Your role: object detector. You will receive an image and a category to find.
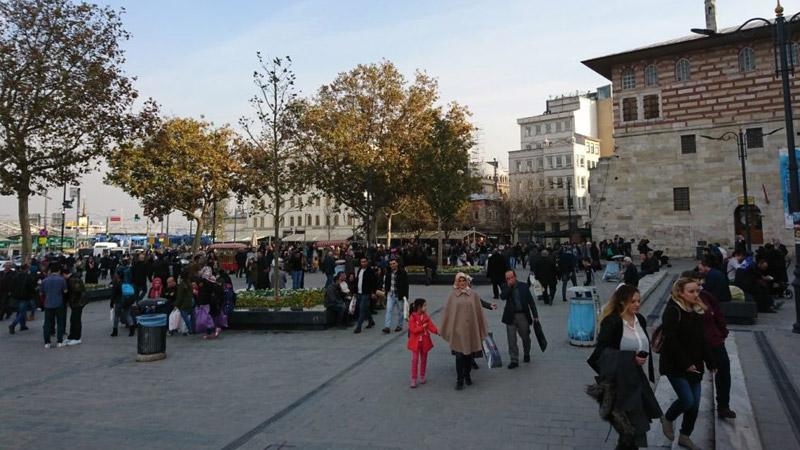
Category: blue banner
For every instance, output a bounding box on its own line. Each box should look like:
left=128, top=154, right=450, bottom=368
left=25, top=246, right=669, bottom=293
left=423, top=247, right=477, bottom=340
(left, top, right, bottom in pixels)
left=779, top=148, right=800, bottom=229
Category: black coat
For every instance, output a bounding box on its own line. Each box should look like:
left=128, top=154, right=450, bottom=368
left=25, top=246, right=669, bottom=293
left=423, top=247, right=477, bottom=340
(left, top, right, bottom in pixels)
left=533, top=256, right=557, bottom=285
left=487, top=252, right=507, bottom=283
left=383, top=268, right=409, bottom=299
left=623, top=264, right=639, bottom=287
left=588, top=313, right=655, bottom=382
left=658, top=300, right=716, bottom=378
left=499, top=282, right=539, bottom=326
left=355, top=266, right=379, bottom=295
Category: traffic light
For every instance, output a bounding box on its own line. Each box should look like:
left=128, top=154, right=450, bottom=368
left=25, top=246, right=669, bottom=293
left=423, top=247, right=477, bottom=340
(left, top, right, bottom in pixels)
left=134, top=214, right=141, bottom=222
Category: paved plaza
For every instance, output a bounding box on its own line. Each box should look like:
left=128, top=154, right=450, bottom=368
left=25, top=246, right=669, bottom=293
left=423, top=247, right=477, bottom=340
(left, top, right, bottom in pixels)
left=1, top=264, right=799, bottom=450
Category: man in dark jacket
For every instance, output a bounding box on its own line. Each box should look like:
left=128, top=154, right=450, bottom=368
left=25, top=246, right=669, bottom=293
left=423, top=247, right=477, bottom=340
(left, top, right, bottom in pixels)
left=131, top=253, right=151, bottom=300
left=697, top=256, right=731, bottom=303
left=558, top=247, right=578, bottom=302
left=8, top=263, right=36, bottom=334
left=532, top=250, right=558, bottom=305
left=65, top=269, right=86, bottom=345
left=382, top=259, right=409, bottom=333
left=0, top=261, right=14, bottom=320
left=324, top=272, right=348, bottom=328
left=500, top=270, right=539, bottom=369
left=322, top=251, right=336, bottom=288
left=487, top=247, right=508, bottom=300
left=353, top=257, right=377, bottom=333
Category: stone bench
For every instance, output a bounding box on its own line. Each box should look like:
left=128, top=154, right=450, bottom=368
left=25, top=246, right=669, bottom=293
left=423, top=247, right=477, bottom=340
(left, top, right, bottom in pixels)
left=720, top=301, right=758, bottom=325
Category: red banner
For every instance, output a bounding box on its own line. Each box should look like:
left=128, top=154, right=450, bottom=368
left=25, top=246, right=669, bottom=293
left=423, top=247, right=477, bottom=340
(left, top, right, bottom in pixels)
left=109, top=216, right=121, bottom=222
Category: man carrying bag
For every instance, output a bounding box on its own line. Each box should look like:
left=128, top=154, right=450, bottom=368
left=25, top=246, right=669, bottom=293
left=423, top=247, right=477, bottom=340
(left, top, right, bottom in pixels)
left=499, top=270, right=539, bottom=369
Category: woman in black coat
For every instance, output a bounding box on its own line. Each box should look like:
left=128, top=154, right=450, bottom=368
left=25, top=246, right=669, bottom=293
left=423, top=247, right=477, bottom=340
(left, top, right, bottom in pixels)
left=84, top=257, right=101, bottom=285
left=588, top=284, right=661, bottom=449
left=658, top=277, right=716, bottom=450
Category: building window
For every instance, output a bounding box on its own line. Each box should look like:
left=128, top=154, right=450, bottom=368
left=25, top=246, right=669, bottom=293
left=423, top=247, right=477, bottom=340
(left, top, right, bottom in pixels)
left=537, top=157, right=543, bottom=169
left=556, top=121, right=562, bottom=132
left=297, top=216, right=303, bottom=226
left=673, top=187, right=690, bottom=211
left=680, top=135, right=696, bottom=154
left=643, top=94, right=660, bottom=119
left=347, top=216, right=353, bottom=226
left=326, top=215, right=331, bottom=226
left=526, top=160, right=532, bottom=170
left=565, top=119, right=572, bottom=131
left=622, top=97, right=638, bottom=122
left=526, top=126, right=531, bottom=136
left=290, top=216, right=294, bottom=227
left=515, top=161, right=521, bottom=172
left=621, top=68, right=636, bottom=89
left=334, top=215, right=339, bottom=226
left=791, top=42, right=800, bottom=68
left=644, top=64, right=658, bottom=86
left=539, top=177, right=545, bottom=187
left=525, top=144, right=532, bottom=150
left=738, top=47, right=756, bottom=72
left=551, top=222, right=560, bottom=232
left=535, top=125, right=541, bottom=135
left=545, top=123, right=552, bottom=133
left=290, top=198, right=295, bottom=208
left=675, top=58, right=691, bottom=82
left=557, top=198, right=565, bottom=209
left=315, top=215, right=320, bottom=226
left=253, top=218, right=258, bottom=228
left=556, top=156, right=563, bottom=168
left=746, top=128, right=764, bottom=148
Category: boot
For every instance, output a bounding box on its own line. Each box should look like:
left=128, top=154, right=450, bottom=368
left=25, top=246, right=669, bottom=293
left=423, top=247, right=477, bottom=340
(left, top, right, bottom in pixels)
left=111, top=328, right=118, bottom=337
left=677, top=434, right=701, bottom=450
left=128, top=325, right=135, bottom=337
left=660, top=417, right=674, bottom=441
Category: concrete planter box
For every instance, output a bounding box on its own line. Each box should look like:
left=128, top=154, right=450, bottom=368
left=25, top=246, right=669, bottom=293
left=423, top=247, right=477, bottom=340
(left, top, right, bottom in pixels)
left=229, top=308, right=331, bottom=330
left=407, top=272, right=490, bottom=286
left=84, top=288, right=113, bottom=303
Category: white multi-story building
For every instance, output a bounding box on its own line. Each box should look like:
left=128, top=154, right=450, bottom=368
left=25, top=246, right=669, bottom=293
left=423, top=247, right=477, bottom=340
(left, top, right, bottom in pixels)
left=224, top=192, right=360, bottom=244
left=509, top=91, right=605, bottom=242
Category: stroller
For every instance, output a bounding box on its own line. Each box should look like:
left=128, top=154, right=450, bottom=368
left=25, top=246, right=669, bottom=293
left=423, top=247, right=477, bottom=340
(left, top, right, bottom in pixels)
left=602, top=258, right=623, bottom=282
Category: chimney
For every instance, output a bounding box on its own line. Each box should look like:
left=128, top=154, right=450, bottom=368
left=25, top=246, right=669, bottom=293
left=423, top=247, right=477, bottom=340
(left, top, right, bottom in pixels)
left=705, top=0, right=717, bottom=32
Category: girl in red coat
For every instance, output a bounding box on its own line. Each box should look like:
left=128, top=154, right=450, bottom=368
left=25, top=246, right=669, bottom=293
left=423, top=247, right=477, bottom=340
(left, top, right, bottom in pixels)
left=408, top=298, right=438, bottom=388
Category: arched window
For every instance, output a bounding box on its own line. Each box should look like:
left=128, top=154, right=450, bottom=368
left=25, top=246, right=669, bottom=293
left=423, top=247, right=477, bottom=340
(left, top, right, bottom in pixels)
left=621, top=68, right=636, bottom=89
left=791, top=42, right=799, bottom=67
left=738, top=47, right=756, bottom=72
left=644, top=64, right=658, bottom=86
left=675, top=58, right=691, bottom=82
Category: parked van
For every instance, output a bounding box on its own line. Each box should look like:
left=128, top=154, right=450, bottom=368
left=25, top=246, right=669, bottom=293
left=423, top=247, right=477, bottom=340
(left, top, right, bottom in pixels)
left=93, top=242, right=120, bottom=257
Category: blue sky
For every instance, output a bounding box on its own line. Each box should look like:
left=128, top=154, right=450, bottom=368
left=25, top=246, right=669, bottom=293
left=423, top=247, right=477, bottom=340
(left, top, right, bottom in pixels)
left=0, top=0, right=783, bottom=230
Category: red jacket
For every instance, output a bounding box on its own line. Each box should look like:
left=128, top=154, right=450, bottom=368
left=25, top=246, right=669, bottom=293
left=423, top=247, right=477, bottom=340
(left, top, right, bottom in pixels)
left=407, top=312, right=438, bottom=353
left=700, top=290, right=728, bottom=349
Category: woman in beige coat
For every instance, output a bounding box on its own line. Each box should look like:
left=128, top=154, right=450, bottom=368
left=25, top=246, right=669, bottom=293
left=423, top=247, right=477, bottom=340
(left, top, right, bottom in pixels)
left=439, top=272, right=490, bottom=390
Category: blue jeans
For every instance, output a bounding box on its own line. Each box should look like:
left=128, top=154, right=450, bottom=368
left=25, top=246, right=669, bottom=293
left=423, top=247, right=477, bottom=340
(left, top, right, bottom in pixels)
left=180, top=310, right=193, bottom=334
left=383, top=293, right=404, bottom=329
left=11, top=299, right=28, bottom=329
left=356, top=293, right=374, bottom=329
left=291, top=271, right=303, bottom=289
left=665, top=375, right=702, bottom=436
left=43, top=306, right=66, bottom=344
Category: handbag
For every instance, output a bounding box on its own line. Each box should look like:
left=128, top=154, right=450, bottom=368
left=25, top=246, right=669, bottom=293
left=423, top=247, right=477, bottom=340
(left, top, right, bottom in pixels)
left=403, top=297, right=410, bottom=320
left=194, top=305, right=214, bottom=333
left=121, top=283, right=135, bottom=298
left=651, top=325, right=664, bottom=353
left=528, top=274, right=544, bottom=297
left=168, top=308, right=182, bottom=331
left=534, top=320, right=548, bottom=352
left=482, top=332, right=503, bottom=369
left=348, top=296, right=357, bottom=314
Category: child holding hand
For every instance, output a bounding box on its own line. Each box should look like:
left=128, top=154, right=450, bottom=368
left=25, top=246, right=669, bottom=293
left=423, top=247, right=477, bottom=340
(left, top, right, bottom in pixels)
left=407, top=298, right=438, bottom=388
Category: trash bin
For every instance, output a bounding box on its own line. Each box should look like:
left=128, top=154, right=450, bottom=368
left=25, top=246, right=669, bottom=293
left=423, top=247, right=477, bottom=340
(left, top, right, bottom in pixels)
left=566, top=286, right=598, bottom=347
left=136, top=313, right=167, bottom=362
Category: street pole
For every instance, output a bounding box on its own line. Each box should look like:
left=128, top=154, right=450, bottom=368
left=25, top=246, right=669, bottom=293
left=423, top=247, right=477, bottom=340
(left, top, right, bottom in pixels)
left=737, top=130, right=753, bottom=255
left=60, top=185, right=66, bottom=252
left=74, top=187, right=80, bottom=249
left=566, top=178, right=574, bottom=242
left=233, top=206, right=238, bottom=242
left=775, top=4, right=800, bottom=334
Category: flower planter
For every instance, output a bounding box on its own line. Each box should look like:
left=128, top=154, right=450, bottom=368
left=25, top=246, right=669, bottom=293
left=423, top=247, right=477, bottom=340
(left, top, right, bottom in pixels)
left=84, top=287, right=113, bottom=303
left=406, top=272, right=490, bottom=286
left=229, top=308, right=331, bottom=330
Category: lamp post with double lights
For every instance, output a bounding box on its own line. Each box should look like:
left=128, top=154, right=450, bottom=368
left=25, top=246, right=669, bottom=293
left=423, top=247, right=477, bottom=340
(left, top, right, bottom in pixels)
left=692, top=2, right=800, bottom=333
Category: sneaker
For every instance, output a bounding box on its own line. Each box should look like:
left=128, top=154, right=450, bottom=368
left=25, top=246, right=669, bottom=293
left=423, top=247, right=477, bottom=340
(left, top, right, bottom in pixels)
left=677, top=434, right=701, bottom=450
left=66, top=339, right=81, bottom=346
left=56, top=342, right=65, bottom=348
left=365, top=323, right=375, bottom=329
left=661, top=417, right=675, bottom=441
left=410, top=380, right=417, bottom=389
left=19, top=326, right=29, bottom=331
left=718, top=408, right=737, bottom=419
left=523, top=354, right=530, bottom=363
left=394, top=326, right=402, bottom=332
left=44, top=343, right=52, bottom=349
left=382, top=327, right=391, bottom=334
left=465, top=376, right=472, bottom=386
left=353, top=328, right=362, bottom=334
left=110, top=329, right=118, bottom=337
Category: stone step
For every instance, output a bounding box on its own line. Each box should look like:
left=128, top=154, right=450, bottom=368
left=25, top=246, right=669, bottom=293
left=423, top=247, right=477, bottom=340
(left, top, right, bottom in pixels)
left=714, top=333, right=763, bottom=450
left=646, top=373, right=714, bottom=449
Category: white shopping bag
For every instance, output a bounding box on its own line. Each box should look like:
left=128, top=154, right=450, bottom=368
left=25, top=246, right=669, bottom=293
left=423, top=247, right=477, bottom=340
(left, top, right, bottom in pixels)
left=403, top=297, right=410, bottom=320
left=528, top=274, right=544, bottom=297
left=168, top=308, right=182, bottom=331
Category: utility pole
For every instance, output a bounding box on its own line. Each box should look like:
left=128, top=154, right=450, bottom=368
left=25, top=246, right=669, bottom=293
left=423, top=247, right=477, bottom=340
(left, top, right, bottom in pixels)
left=59, top=185, right=66, bottom=252
left=74, top=187, right=80, bottom=249
left=566, top=178, right=574, bottom=242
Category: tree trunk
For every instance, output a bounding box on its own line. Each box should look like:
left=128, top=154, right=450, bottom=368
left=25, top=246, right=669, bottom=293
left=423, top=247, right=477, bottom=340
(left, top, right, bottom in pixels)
left=18, top=190, right=32, bottom=262
left=386, top=213, right=393, bottom=248
left=191, top=214, right=205, bottom=254
left=437, top=216, right=443, bottom=267
left=273, top=194, right=281, bottom=302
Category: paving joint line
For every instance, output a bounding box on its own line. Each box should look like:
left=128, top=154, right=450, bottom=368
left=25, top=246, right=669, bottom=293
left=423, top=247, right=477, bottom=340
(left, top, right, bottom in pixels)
left=220, top=305, right=445, bottom=450
left=753, top=330, right=800, bottom=446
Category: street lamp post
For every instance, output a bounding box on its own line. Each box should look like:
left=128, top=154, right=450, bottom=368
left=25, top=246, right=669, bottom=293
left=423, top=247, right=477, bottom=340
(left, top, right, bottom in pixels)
left=566, top=178, right=574, bottom=242
left=692, top=2, right=800, bottom=333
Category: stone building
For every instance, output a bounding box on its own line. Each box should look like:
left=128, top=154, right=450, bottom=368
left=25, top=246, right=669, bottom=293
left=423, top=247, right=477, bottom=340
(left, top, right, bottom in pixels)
left=467, top=159, right=510, bottom=237
left=510, top=91, right=605, bottom=242
left=582, top=7, right=800, bottom=256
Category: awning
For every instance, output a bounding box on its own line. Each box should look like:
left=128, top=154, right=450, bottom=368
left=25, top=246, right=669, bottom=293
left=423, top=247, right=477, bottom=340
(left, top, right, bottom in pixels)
left=283, top=229, right=353, bottom=242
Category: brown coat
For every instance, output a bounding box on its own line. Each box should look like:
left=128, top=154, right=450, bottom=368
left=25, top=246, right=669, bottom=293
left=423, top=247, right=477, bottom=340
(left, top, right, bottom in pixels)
left=439, top=289, right=489, bottom=355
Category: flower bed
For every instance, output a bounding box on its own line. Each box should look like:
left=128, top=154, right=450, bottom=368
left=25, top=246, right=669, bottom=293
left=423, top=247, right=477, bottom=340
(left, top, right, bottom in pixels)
left=235, top=288, right=325, bottom=310
left=405, top=265, right=483, bottom=274
left=84, top=283, right=113, bottom=302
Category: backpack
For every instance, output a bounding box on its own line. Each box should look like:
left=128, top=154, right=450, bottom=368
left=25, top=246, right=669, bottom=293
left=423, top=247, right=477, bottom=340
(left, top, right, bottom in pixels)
left=652, top=303, right=681, bottom=354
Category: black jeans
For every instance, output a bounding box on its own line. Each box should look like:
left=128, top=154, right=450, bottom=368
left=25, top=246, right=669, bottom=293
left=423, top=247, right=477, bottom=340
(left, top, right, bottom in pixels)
left=455, top=353, right=473, bottom=383
left=542, top=281, right=557, bottom=304
left=560, top=270, right=577, bottom=301
left=712, top=344, right=732, bottom=410
left=43, top=306, right=66, bottom=344
left=68, top=305, right=83, bottom=340
left=491, top=282, right=502, bottom=299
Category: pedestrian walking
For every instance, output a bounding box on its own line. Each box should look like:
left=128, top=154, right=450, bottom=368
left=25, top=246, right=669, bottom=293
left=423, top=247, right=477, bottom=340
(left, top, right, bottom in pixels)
left=322, top=251, right=336, bottom=288
left=65, top=268, right=86, bottom=345
left=353, top=257, right=377, bottom=334
left=533, top=250, right=558, bottom=305
left=499, top=270, right=539, bottom=369
left=558, top=247, right=578, bottom=302
left=174, top=272, right=194, bottom=335
left=659, top=277, right=716, bottom=450
left=439, top=272, right=489, bottom=390
left=40, top=268, right=69, bottom=348
left=487, top=247, right=507, bottom=300
left=382, top=259, right=408, bottom=334
left=0, top=261, right=14, bottom=320
left=8, top=263, right=36, bottom=334
left=588, top=284, right=662, bottom=449
left=407, top=298, right=438, bottom=388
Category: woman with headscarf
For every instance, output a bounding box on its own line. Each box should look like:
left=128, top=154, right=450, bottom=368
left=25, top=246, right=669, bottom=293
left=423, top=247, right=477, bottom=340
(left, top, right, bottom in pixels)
left=439, top=272, right=490, bottom=390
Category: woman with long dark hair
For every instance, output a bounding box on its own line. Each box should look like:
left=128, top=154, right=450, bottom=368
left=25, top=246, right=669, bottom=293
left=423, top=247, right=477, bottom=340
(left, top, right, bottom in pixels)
left=588, top=285, right=662, bottom=449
